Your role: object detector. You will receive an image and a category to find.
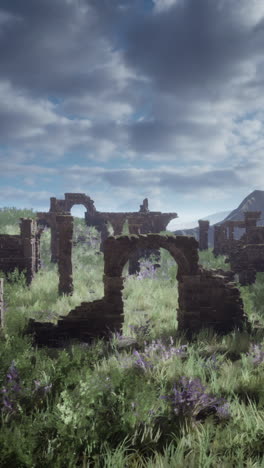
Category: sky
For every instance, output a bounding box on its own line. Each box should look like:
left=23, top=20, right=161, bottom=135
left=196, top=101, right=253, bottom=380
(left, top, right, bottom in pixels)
left=0, top=0, right=264, bottom=230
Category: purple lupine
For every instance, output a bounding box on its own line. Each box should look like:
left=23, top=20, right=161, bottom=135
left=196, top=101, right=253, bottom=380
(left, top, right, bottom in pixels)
left=142, top=338, right=188, bottom=363
left=129, top=320, right=153, bottom=338
left=201, top=353, right=221, bottom=371
left=246, top=344, right=264, bottom=366
left=1, top=361, right=52, bottom=417
left=133, top=350, right=154, bottom=370
left=1, top=361, right=21, bottom=415
left=160, top=376, right=230, bottom=422
left=136, top=259, right=159, bottom=280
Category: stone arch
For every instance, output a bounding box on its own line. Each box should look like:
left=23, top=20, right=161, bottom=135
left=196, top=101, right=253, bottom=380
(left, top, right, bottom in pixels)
left=103, top=235, right=199, bottom=313
left=27, top=233, right=250, bottom=346
left=105, top=235, right=197, bottom=281
left=50, top=193, right=97, bottom=216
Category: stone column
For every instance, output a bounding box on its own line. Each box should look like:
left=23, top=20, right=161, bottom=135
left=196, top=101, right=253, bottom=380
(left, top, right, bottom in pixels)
left=56, top=215, right=73, bottom=296
left=0, top=278, right=4, bottom=328
left=103, top=274, right=124, bottom=315
left=50, top=218, right=58, bottom=262
left=198, top=220, right=209, bottom=250
left=20, top=218, right=37, bottom=285
left=139, top=198, right=149, bottom=213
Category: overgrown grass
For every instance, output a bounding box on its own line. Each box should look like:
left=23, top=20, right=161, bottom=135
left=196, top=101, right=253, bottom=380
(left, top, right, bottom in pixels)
left=1, top=210, right=264, bottom=466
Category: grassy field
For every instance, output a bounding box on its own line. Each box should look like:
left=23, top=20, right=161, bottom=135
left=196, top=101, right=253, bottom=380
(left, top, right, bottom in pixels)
left=1, top=208, right=264, bottom=467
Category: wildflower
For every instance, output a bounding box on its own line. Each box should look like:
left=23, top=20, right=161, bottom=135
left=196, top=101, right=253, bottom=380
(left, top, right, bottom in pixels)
left=160, top=376, right=230, bottom=422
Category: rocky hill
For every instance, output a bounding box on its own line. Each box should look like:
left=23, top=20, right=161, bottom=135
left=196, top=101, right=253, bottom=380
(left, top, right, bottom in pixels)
left=172, top=190, right=264, bottom=247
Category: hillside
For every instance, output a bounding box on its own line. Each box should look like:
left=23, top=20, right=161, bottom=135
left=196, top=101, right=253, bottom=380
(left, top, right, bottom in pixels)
left=172, top=190, right=264, bottom=246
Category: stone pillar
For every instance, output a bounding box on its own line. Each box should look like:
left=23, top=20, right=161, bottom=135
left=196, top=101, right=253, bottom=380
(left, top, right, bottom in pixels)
left=139, top=198, right=149, bottom=213
left=20, top=218, right=38, bottom=285
left=0, top=278, right=4, bottom=328
left=35, top=229, right=43, bottom=272
left=103, top=274, right=124, bottom=315
left=50, top=218, right=58, bottom=263
left=50, top=197, right=57, bottom=211
left=198, top=220, right=209, bottom=251
left=56, top=215, right=73, bottom=296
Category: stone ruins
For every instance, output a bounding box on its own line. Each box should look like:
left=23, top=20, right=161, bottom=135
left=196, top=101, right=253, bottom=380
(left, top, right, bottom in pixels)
left=213, top=211, right=264, bottom=285
left=213, top=211, right=262, bottom=257
left=0, top=278, right=3, bottom=328
left=198, top=220, right=209, bottom=250
left=0, top=218, right=43, bottom=285
left=27, top=226, right=251, bottom=345
left=1, top=194, right=258, bottom=344
left=37, top=193, right=178, bottom=275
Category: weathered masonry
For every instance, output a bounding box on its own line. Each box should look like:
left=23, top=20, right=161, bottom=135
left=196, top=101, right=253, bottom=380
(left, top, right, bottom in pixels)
left=37, top=193, right=96, bottom=263
left=27, top=233, right=250, bottom=346
left=0, top=218, right=42, bottom=285
left=212, top=210, right=264, bottom=285
left=213, top=211, right=261, bottom=257
left=0, top=278, right=4, bottom=328
left=198, top=220, right=209, bottom=250
left=37, top=193, right=178, bottom=274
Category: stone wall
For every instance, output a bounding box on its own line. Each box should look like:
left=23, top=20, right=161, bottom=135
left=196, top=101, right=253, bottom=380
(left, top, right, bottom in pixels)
left=198, top=220, right=209, bottom=250
left=27, top=233, right=250, bottom=346
left=228, top=243, right=264, bottom=285
left=37, top=193, right=178, bottom=274
left=213, top=211, right=264, bottom=286
left=56, top=215, right=74, bottom=296
left=0, top=278, right=4, bottom=328
left=0, top=218, right=41, bottom=285
left=213, top=211, right=261, bottom=257
left=177, top=267, right=250, bottom=336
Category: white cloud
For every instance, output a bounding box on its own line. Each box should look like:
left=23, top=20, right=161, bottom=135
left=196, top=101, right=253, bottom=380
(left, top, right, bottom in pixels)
left=153, top=0, right=181, bottom=13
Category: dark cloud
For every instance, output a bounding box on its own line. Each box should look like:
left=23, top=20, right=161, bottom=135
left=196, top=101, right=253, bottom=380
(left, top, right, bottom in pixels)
left=0, top=0, right=263, bottom=208
left=123, top=0, right=264, bottom=94
left=99, top=167, right=245, bottom=192
left=0, top=0, right=126, bottom=99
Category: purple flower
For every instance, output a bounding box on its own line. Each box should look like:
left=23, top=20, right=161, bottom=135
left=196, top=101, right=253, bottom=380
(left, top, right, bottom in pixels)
left=160, top=376, right=230, bottom=422
left=6, top=361, right=19, bottom=382
left=201, top=353, right=221, bottom=371
left=133, top=350, right=153, bottom=370
left=246, top=344, right=264, bottom=366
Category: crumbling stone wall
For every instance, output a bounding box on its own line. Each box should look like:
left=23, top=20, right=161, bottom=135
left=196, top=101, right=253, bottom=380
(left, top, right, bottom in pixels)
left=198, top=220, right=209, bottom=250
left=0, top=218, right=41, bottom=285
left=37, top=193, right=96, bottom=263
left=0, top=278, right=4, bottom=328
left=213, top=211, right=261, bottom=257
left=50, top=193, right=96, bottom=216
left=228, top=243, right=264, bottom=285
left=27, top=234, right=250, bottom=346
left=56, top=215, right=74, bottom=296
left=37, top=194, right=178, bottom=274
left=177, top=267, right=249, bottom=334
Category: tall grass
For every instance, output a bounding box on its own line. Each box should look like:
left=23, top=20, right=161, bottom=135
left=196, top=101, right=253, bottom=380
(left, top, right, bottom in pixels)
left=0, top=209, right=264, bottom=466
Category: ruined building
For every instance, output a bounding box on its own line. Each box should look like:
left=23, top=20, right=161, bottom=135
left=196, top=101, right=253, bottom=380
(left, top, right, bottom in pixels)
left=36, top=193, right=178, bottom=274
left=211, top=211, right=264, bottom=286
left=213, top=212, right=261, bottom=257
left=0, top=218, right=43, bottom=285
left=27, top=217, right=251, bottom=346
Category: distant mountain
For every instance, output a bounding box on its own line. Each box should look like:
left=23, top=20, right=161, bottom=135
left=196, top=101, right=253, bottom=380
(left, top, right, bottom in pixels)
left=221, top=190, right=264, bottom=223
left=168, top=210, right=231, bottom=231
left=170, top=190, right=264, bottom=247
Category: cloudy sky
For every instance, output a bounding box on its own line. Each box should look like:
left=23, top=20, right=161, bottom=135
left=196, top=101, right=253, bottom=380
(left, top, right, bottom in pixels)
left=1, top=0, right=264, bottom=230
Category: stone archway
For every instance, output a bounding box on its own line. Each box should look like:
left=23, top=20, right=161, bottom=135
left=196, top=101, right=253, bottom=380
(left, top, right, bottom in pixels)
left=27, top=233, right=250, bottom=346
